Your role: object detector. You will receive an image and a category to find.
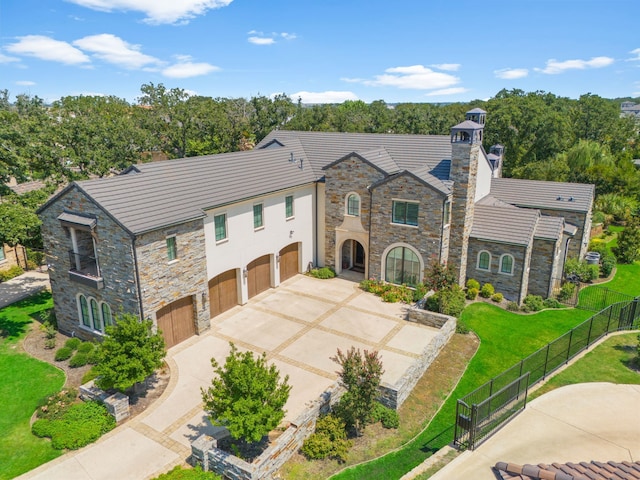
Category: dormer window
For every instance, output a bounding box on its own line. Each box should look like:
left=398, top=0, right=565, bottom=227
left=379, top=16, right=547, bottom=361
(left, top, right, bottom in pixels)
left=346, top=193, right=360, bottom=217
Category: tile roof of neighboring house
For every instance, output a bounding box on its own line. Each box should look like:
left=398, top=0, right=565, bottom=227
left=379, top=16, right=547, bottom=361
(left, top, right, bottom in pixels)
left=534, top=216, right=564, bottom=240
left=471, top=204, right=540, bottom=245
left=491, top=178, right=594, bottom=213
left=493, top=460, right=640, bottom=480
left=43, top=139, right=315, bottom=235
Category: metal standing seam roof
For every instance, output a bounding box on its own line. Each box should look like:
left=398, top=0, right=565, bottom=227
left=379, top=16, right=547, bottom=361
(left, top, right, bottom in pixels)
left=75, top=139, right=315, bottom=234
left=471, top=204, right=540, bottom=245
left=491, top=178, right=594, bottom=213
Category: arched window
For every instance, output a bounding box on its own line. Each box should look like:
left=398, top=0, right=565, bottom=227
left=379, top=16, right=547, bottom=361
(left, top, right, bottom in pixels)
left=477, top=251, right=491, bottom=271
left=385, top=246, right=420, bottom=287
left=346, top=194, right=360, bottom=216
left=101, top=303, right=113, bottom=329
left=90, top=298, right=101, bottom=331
left=79, top=295, right=91, bottom=327
left=500, top=254, right=514, bottom=275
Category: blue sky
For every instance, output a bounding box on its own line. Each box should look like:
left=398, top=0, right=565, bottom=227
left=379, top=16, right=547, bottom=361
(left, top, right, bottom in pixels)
left=1, top=0, right=639, bottom=104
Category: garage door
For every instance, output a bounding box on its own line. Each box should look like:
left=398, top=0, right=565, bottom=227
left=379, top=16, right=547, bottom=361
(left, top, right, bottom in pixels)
left=156, top=296, right=196, bottom=349
left=247, top=254, right=271, bottom=299
left=279, top=243, right=299, bottom=282
left=209, top=269, right=238, bottom=318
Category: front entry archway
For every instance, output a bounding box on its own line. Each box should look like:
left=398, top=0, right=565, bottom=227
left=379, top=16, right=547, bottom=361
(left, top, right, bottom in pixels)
left=341, top=239, right=365, bottom=273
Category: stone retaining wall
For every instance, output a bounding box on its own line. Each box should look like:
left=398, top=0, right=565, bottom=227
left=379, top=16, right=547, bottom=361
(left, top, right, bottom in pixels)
left=79, top=380, right=130, bottom=422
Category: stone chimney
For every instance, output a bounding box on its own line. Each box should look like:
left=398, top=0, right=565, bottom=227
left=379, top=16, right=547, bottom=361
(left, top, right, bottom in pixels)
left=447, top=109, right=485, bottom=285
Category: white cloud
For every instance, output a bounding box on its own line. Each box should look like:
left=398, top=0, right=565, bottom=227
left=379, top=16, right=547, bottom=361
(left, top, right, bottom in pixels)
left=15, top=80, right=36, bottom=86
left=281, top=32, right=296, bottom=40
left=6, top=35, right=90, bottom=65
left=430, top=63, right=460, bottom=72
left=248, top=37, right=275, bottom=45
left=73, top=34, right=161, bottom=69
left=536, top=56, right=614, bottom=74
left=66, top=0, right=233, bottom=24
left=425, top=87, right=469, bottom=96
left=344, top=65, right=460, bottom=90
left=162, top=56, right=219, bottom=78
left=494, top=68, right=529, bottom=79
left=0, top=52, right=20, bottom=63
left=290, top=91, right=359, bottom=104
left=627, top=48, right=640, bottom=61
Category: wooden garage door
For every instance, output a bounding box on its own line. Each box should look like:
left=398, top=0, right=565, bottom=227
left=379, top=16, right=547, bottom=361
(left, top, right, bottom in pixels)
left=247, top=254, right=271, bottom=299
left=156, top=296, right=195, bottom=349
left=279, top=243, right=299, bottom=282
left=209, top=269, right=238, bottom=318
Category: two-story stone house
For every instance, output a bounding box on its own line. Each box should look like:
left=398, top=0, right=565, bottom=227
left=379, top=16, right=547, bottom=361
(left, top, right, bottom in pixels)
left=38, top=109, right=594, bottom=348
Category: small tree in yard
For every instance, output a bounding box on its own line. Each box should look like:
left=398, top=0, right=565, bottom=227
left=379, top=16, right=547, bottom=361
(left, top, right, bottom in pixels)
left=613, top=219, right=640, bottom=264
left=94, top=313, right=165, bottom=392
left=201, top=343, right=291, bottom=444
left=332, top=347, right=384, bottom=436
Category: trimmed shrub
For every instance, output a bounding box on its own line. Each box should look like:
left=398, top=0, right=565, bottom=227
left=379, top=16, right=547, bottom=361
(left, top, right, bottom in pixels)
left=55, top=346, right=74, bottom=362
left=465, top=278, right=480, bottom=290
left=491, top=292, right=504, bottom=303
left=301, top=414, right=351, bottom=462
left=69, top=353, right=89, bottom=368
left=153, top=466, right=221, bottom=480
left=507, top=301, right=520, bottom=311
left=0, top=265, right=24, bottom=282
left=45, top=338, right=57, bottom=349
left=543, top=298, right=562, bottom=309
left=456, top=322, right=470, bottom=334
left=308, top=267, right=336, bottom=279
left=522, top=294, right=544, bottom=312
left=371, top=402, right=399, bottom=429
left=479, top=283, right=495, bottom=298
left=588, top=239, right=607, bottom=255
left=601, top=253, right=616, bottom=278
left=557, top=281, right=576, bottom=302
left=438, top=285, right=467, bottom=317
left=77, top=342, right=95, bottom=354
left=64, top=337, right=82, bottom=351
left=466, top=287, right=479, bottom=300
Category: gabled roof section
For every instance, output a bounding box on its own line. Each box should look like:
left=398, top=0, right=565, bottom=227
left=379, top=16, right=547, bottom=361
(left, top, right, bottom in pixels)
left=471, top=205, right=539, bottom=245
left=491, top=178, right=594, bottom=213
left=358, top=147, right=401, bottom=174
left=258, top=130, right=452, bottom=181
left=73, top=139, right=315, bottom=235
left=371, top=166, right=450, bottom=197
left=322, top=150, right=395, bottom=177
left=493, top=460, right=640, bottom=480
left=535, top=216, right=564, bottom=240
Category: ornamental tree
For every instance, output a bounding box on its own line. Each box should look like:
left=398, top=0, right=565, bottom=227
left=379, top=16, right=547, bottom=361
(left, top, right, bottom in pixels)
left=94, top=313, right=165, bottom=392
left=201, top=343, right=291, bottom=444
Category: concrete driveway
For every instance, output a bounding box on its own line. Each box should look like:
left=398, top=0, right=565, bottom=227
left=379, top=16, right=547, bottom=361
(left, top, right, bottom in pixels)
left=20, top=274, right=442, bottom=480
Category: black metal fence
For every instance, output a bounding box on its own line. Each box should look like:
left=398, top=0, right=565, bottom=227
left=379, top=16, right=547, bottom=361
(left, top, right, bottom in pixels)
left=577, top=286, right=634, bottom=312
left=454, top=297, right=640, bottom=450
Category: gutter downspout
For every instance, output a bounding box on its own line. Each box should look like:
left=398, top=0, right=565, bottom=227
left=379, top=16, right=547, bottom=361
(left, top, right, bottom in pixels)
left=131, top=235, right=145, bottom=320
left=315, top=181, right=318, bottom=268
left=367, top=184, right=373, bottom=280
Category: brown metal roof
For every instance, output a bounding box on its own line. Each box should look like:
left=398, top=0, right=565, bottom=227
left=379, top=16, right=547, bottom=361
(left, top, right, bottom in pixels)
left=534, top=216, right=564, bottom=240
left=471, top=204, right=539, bottom=245
left=493, top=460, right=640, bottom=480
left=491, top=178, right=594, bottom=213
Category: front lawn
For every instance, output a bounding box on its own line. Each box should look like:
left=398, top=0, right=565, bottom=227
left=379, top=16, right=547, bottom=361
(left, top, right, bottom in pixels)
left=331, top=303, right=591, bottom=479
left=0, top=292, right=65, bottom=480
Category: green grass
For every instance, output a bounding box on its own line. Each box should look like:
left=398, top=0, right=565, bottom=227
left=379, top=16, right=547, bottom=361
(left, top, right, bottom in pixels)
left=531, top=332, right=640, bottom=400
left=331, top=303, right=591, bottom=479
left=0, top=291, right=65, bottom=480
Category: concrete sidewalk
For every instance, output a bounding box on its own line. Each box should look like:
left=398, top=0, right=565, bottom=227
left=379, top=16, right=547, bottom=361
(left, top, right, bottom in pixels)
left=0, top=270, right=50, bottom=309
left=427, top=383, right=640, bottom=480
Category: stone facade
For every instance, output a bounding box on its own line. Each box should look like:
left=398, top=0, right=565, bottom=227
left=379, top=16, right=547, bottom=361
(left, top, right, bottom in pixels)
left=539, top=209, right=590, bottom=258
left=528, top=237, right=562, bottom=298
left=79, top=379, right=130, bottom=422
left=135, top=219, right=209, bottom=333
left=0, top=243, right=28, bottom=270
left=466, top=238, right=530, bottom=303
left=39, top=187, right=140, bottom=340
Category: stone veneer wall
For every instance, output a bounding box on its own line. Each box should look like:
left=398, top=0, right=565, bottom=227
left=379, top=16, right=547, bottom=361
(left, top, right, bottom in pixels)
left=193, top=314, right=456, bottom=478
left=528, top=238, right=561, bottom=298
left=538, top=209, right=590, bottom=258
left=466, top=238, right=529, bottom=303
left=39, top=187, right=140, bottom=340
left=368, top=174, right=447, bottom=282
left=0, top=243, right=27, bottom=270
left=135, top=219, right=210, bottom=333
left=448, top=141, right=480, bottom=286
left=79, top=379, right=130, bottom=422
left=323, top=156, right=381, bottom=270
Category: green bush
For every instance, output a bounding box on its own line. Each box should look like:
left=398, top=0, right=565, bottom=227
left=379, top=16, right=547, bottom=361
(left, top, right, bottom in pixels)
left=301, top=414, right=351, bottom=462
left=82, top=366, right=100, bottom=384
left=86, top=348, right=99, bottom=365
left=491, top=292, right=504, bottom=303
left=565, top=257, right=598, bottom=282
left=36, top=389, right=78, bottom=420
left=153, top=466, right=221, bottom=480
left=308, top=267, right=336, bottom=279
left=456, top=322, right=470, bottom=334
left=465, top=278, right=480, bottom=290
left=69, top=353, right=89, bottom=368
left=479, top=283, right=495, bottom=298
left=27, top=249, right=45, bottom=267
left=371, top=402, right=399, bottom=429
left=77, top=341, right=95, bottom=354
left=506, top=301, right=520, bottom=311
left=423, top=261, right=457, bottom=291
left=45, top=338, right=57, bottom=349
left=424, top=293, right=439, bottom=313
left=0, top=265, right=24, bottom=282
left=588, top=239, right=607, bottom=255
left=54, top=346, right=74, bottom=361
left=32, top=401, right=115, bottom=450
left=521, top=294, right=544, bottom=312
left=466, top=287, right=479, bottom=300
left=438, top=285, right=467, bottom=317
left=557, top=281, right=576, bottom=302
left=64, top=337, right=82, bottom=351
left=601, top=253, right=616, bottom=278
left=412, top=283, right=428, bottom=302
left=543, top=298, right=562, bottom=309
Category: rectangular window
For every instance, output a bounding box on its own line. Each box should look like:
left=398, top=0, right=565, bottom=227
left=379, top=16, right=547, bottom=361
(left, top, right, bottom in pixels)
left=392, top=201, right=419, bottom=226
left=214, top=214, right=227, bottom=242
left=0, top=245, right=5, bottom=262
left=253, top=204, right=264, bottom=229
left=443, top=200, right=451, bottom=226
left=166, top=236, right=177, bottom=261
left=285, top=195, right=294, bottom=219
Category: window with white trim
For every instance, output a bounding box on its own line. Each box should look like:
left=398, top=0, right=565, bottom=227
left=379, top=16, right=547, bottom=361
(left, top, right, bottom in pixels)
left=253, top=204, right=264, bottom=229
left=214, top=214, right=227, bottom=242
left=477, top=251, right=491, bottom=271
left=0, top=245, right=5, bottom=262
left=77, top=295, right=112, bottom=333
left=346, top=194, right=360, bottom=216
left=500, top=254, right=514, bottom=275
left=392, top=201, right=419, bottom=226
left=285, top=195, right=294, bottom=219
left=101, top=303, right=113, bottom=329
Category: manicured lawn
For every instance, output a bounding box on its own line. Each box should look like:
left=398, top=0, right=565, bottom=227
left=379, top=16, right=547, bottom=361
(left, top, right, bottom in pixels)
left=0, top=292, right=65, bottom=480
left=531, top=332, right=640, bottom=400
left=331, top=303, right=591, bottom=479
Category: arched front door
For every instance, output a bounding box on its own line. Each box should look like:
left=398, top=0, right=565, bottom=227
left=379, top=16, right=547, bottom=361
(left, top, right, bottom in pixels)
left=341, top=239, right=365, bottom=273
